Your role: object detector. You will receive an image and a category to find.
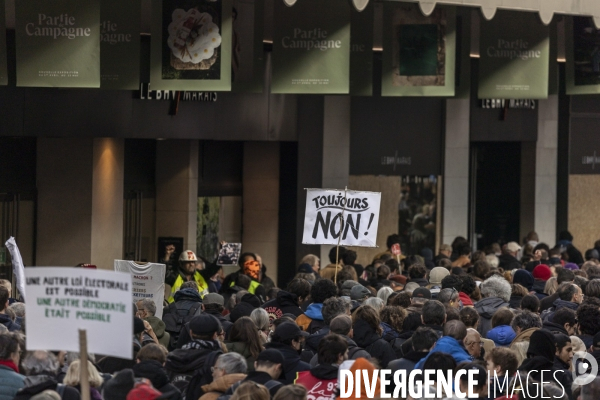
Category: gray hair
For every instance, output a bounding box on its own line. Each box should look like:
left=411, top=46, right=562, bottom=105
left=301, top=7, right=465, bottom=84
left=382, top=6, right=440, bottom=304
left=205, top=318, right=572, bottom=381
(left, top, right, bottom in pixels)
left=216, top=352, right=247, bottom=374
left=22, top=351, right=59, bottom=376
left=300, top=254, right=320, bottom=269
left=8, top=303, right=25, bottom=318
left=363, top=297, right=385, bottom=312
left=511, top=310, right=542, bottom=332
left=480, top=275, right=511, bottom=302
left=377, top=287, right=394, bottom=304
left=486, top=254, right=499, bottom=269
left=438, top=288, right=459, bottom=305
left=322, top=297, right=351, bottom=325
left=250, top=308, right=270, bottom=331
left=138, top=298, right=157, bottom=316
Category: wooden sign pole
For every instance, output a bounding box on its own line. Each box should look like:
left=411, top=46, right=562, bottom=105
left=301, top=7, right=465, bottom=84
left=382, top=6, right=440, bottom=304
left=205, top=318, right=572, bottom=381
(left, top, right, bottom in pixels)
left=79, top=329, right=91, bottom=400
left=334, top=187, right=348, bottom=285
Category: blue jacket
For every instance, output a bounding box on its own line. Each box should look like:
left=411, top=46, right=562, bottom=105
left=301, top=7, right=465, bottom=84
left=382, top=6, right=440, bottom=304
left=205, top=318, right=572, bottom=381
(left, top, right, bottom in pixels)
left=0, top=364, right=25, bottom=400
left=414, top=336, right=472, bottom=370
left=304, top=303, right=324, bottom=321
left=487, top=325, right=516, bottom=347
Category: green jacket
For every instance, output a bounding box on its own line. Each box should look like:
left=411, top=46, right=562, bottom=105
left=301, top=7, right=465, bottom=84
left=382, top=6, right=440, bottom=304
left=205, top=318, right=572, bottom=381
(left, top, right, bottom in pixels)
left=145, top=315, right=171, bottom=349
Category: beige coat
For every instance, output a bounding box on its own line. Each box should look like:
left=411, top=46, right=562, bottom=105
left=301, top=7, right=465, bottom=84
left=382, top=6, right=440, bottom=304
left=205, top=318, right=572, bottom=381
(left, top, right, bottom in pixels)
left=199, top=373, right=247, bottom=400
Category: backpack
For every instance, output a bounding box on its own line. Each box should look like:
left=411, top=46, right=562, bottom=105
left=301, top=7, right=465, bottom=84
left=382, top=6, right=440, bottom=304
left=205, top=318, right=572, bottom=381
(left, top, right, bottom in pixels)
left=166, top=348, right=223, bottom=395
left=216, top=379, right=283, bottom=400
left=56, top=384, right=65, bottom=398
left=348, top=345, right=366, bottom=359
left=163, top=301, right=202, bottom=349
left=184, top=350, right=223, bottom=400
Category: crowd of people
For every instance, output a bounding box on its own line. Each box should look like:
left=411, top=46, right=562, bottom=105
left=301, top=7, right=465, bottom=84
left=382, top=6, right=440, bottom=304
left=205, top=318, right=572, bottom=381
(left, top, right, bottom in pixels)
left=2, top=231, right=600, bottom=399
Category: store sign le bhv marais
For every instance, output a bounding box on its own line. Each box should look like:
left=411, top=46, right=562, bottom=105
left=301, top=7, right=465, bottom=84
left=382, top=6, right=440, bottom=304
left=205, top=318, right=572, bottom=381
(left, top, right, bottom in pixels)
left=137, top=82, right=217, bottom=102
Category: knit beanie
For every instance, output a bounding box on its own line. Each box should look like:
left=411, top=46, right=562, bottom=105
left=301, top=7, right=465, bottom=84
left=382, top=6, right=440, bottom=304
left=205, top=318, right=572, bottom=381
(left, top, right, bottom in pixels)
left=532, top=264, right=552, bottom=281
left=102, top=369, right=136, bottom=400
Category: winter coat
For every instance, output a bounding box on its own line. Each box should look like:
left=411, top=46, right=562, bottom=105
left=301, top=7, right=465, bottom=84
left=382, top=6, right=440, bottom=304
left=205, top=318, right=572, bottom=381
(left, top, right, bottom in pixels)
left=132, top=360, right=182, bottom=400
left=352, top=319, right=395, bottom=368
left=539, top=293, right=560, bottom=313
left=295, top=364, right=338, bottom=399
left=13, top=375, right=81, bottom=400
left=553, top=357, right=573, bottom=400
left=498, top=254, right=521, bottom=271
left=414, top=336, right=472, bottom=369
left=320, top=264, right=342, bottom=281
left=542, top=320, right=568, bottom=335
left=0, top=363, right=25, bottom=400
left=459, top=292, right=474, bottom=307
left=305, top=326, right=330, bottom=353
left=474, top=297, right=509, bottom=337
left=236, top=371, right=283, bottom=397
left=407, top=278, right=429, bottom=287
left=381, top=322, right=401, bottom=342
left=509, top=327, right=538, bottom=350
left=165, top=340, right=223, bottom=393
left=146, top=315, right=171, bottom=349
left=388, top=351, right=429, bottom=376
left=309, top=336, right=370, bottom=367
left=225, top=341, right=257, bottom=372
left=262, top=291, right=303, bottom=322
left=264, top=341, right=311, bottom=384
left=531, top=280, right=548, bottom=300
left=296, top=303, right=325, bottom=334
left=509, top=295, right=523, bottom=309
left=200, top=373, right=247, bottom=400
left=0, top=314, right=20, bottom=332
left=220, top=270, right=266, bottom=303
left=486, top=325, right=516, bottom=347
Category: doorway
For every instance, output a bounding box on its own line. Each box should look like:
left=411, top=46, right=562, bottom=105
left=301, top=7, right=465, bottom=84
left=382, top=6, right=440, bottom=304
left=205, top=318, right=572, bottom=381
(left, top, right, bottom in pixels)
left=470, top=142, right=521, bottom=251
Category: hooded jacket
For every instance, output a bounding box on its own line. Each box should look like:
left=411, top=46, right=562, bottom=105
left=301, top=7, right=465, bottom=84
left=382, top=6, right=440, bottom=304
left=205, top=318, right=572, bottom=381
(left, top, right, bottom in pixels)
left=145, top=315, right=170, bottom=348
left=295, top=364, right=338, bottom=400
left=200, top=373, right=247, bottom=400
left=486, top=325, right=516, bottom=347
left=352, top=319, right=395, bottom=368
left=13, top=375, right=80, bottom=400
left=414, top=336, right=472, bottom=370
left=407, top=278, right=429, bottom=287
left=531, top=280, right=548, bottom=300
left=305, top=326, right=330, bottom=353
left=458, top=292, right=474, bottom=307
left=225, top=341, right=257, bottom=372
left=165, top=340, right=222, bottom=392
left=296, top=303, right=325, bottom=334
left=542, top=320, right=568, bottom=335
left=261, top=291, right=303, bottom=321
left=539, top=293, right=560, bottom=313
left=498, top=253, right=521, bottom=271
left=519, top=330, right=569, bottom=392
left=381, top=322, right=401, bottom=342
left=0, top=362, right=24, bottom=400
left=474, top=297, right=509, bottom=337
left=308, top=335, right=371, bottom=367
left=0, top=314, right=20, bottom=332
left=264, top=341, right=310, bottom=385
left=388, top=351, right=429, bottom=376
left=132, top=360, right=181, bottom=400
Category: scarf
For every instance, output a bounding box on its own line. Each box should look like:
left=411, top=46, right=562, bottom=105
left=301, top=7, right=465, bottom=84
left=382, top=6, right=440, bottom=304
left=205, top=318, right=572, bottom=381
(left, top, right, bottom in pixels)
left=0, top=359, right=19, bottom=373
left=182, top=339, right=220, bottom=351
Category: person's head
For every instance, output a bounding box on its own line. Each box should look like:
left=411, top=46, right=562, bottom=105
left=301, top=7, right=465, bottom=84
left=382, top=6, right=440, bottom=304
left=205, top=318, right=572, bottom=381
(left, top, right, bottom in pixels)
left=22, top=351, right=59, bottom=376
left=438, top=288, right=460, bottom=308
left=251, top=308, right=270, bottom=332
left=422, top=352, right=457, bottom=382
left=189, top=314, right=222, bottom=341
left=557, top=268, right=575, bottom=284
left=363, top=297, right=385, bottom=312
left=486, top=254, right=500, bottom=269
left=577, top=302, right=600, bottom=336
left=181, top=280, right=200, bottom=292
left=408, top=264, right=427, bottom=280
left=443, top=320, right=467, bottom=341
left=0, top=333, right=21, bottom=366
left=179, top=250, right=199, bottom=275
left=491, top=307, right=514, bottom=328
left=455, top=363, right=488, bottom=396
left=136, top=343, right=168, bottom=364
left=255, top=348, right=284, bottom=380
left=464, top=328, right=482, bottom=358
left=380, top=306, right=406, bottom=332
left=328, top=246, right=346, bottom=264
left=551, top=307, right=578, bottom=336
left=520, top=294, right=540, bottom=313
left=352, top=305, right=382, bottom=336
left=271, top=322, right=309, bottom=351
left=330, top=314, right=353, bottom=337
left=557, top=282, right=583, bottom=304
left=441, top=274, right=463, bottom=292
left=272, top=384, right=308, bottom=400
left=386, top=234, right=401, bottom=251
left=136, top=298, right=156, bottom=319
left=554, top=333, right=573, bottom=365
left=485, top=347, right=519, bottom=377
left=585, top=279, right=600, bottom=300
left=310, top=279, right=337, bottom=304
left=0, top=286, right=9, bottom=312
left=532, top=264, right=552, bottom=282
left=511, top=310, right=542, bottom=335
left=64, top=360, right=103, bottom=388
left=472, top=261, right=491, bottom=280
left=286, top=278, right=311, bottom=304
left=0, top=279, right=11, bottom=294
left=213, top=352, right=247, bottom=380
left=581, top=376, right=600, bottom=400
left=559, top=230, right=574, bottom=242
left=439, top=244, right=452, bottom=258
left=385, top=258, right=400, bottom=274
left=480, top=275, right=511, bottom=302
left=377, top=286, right=394, bottom=304
left=230, top=381, right=269, bottom=400
left=460, top=307, right=480, bottom=329
left=8, top=303, right=25, bottom=319
left=342, top=250, right=357, bottom=267
left=322, top=297, right=350, bottom=326
left=412, top=327, right=438, bottom=352
left=390, top=291, right=412, bottom=308
left=421, top=300, right=446, bottom=326
left=229, top=317, right=263, bottom=359
left=318, top=333, right=348, bottom=365
left=300, top=254, right=320, bottom=273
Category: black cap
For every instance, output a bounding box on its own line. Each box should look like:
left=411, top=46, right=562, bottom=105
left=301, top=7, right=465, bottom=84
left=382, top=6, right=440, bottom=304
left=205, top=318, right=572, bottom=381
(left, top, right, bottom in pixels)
left=257, top=349, right=285, bottom=365
left=298, top=263, right=313, bottom=274
left=189, top=314, right=222, bottom=336
left=274, top=322, right=309, bottom=341
left=412, top=287, right=432, bottom=299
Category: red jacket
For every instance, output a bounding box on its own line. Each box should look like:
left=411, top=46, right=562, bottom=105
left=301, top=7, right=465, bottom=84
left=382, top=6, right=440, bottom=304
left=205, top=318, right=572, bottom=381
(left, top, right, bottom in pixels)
left=459, top=291, right=474, bottom=306
left=295, top=369, right=337, bottom=400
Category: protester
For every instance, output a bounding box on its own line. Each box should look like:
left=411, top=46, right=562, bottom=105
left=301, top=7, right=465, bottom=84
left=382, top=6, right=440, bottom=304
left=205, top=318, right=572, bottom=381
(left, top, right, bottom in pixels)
left=498, top=242, right=521, bottom=271
left=0, top=287, right=20, bottom=332
left=225, top=317, right=264, bottom=372
left=132, top=344, right=180, bottom=399
left=351, top=305, right=395, bottom=367
left=388, top=327, right=437, bottom=375
left=101, top=369, right=135, bottom=400
left=295, top=279, right=337, bottom=333
left=166, top=250, right=220, bottom=301
left=136, top=298, right=170, bottom=348
left=199, top=352, right=247, bottom=400
left=485, top=347, right=519, bottom=398
left=272, top=384, right=307, bottom=400
left=229, top=381, right=269, bottom=400
left=474, top=275, right=511, bottom=337
left=264, top=322, right=310, bottom=384
left=0, top=332, right=24, bottom=399
left=14, top=351, right=80, bottom=400
left=414, top=320, right=472, bottom=369
left=228, top=349, right=284, bottom=397
left=262, top=278, right=310, bottom=322
left=531, top=264, right=552, bottom=299
left=486, top=307, right=516, bottom=347
left=221, top=253, right=267, bottom=302
left=251, top=308, right=271, bottom=344
left=304, top=297, right=350, bottom=355
left=63, top=361, right=102, bottom=400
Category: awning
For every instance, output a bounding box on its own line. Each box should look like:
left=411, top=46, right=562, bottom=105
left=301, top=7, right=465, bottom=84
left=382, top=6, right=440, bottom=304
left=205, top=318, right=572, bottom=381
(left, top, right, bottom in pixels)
left=283, top=0, right=600, bottom=28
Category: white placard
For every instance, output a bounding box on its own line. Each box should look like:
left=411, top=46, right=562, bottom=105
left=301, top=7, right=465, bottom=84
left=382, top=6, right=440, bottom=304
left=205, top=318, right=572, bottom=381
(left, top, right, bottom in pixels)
left=114, top=260, right=166, bottom=318
left=25, top=267, right=133, bottom=359
left=302, top=188, right=381, bottom=247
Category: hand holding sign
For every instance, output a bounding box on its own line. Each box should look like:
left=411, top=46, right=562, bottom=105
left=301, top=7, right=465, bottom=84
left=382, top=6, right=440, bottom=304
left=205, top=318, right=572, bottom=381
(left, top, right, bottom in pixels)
left=302, top=188, right=381, bottom=247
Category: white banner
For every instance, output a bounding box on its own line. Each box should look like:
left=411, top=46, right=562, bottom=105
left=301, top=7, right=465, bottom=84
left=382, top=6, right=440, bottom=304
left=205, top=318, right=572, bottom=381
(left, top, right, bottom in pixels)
left=302, top=188, right=381, bottom=247
left=5, top=237, right=26, bottom=301
left=114, top=260, right=166, bottom=318
left=25, top=267, right=133, bottom=359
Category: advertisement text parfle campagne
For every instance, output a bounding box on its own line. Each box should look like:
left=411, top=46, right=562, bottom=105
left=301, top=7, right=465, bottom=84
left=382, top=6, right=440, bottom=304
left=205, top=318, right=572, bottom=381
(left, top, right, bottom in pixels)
left=487, top=39, right=541, bottom=60
left=26, top=14, right=91, bottom=39
left=282, top=28, right=341, bottom=51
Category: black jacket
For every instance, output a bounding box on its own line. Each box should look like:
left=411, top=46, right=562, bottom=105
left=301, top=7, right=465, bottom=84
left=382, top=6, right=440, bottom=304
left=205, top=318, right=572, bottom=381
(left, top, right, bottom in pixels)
left=539, top=293, right=559, bottom=312
left=305, top=326, right=330, bottom=354
left=553, top=357, right=573, bottom=399
left=220, top=270, right=266, bottom=303
left=474, top=297, right=509, bottom=337
left=407, top=278, right=429, bottom=287
left=352, top=319, right=395, bottom=368
left=264, top=341, right=310, bottom=385
left=498, top=254, right=521, bottom=271
left=509, top=295, right=523, bottom=309
left=309, top=336, right=370, bottom=367
left=532, top=280, right=548, bottom=300
left=388, top=350, right=428, bottom=375
left=132, top=360, right=181, bottom=400
left=165, top=340, right=222, bottom=393
left=238, top=371, right=282, bottom=397
left=542, top=320, right=568, bottom=335
left=0, top=314, right=20, bottom=332
left=261, top=291, right=303, bottom=321
left=14, top=376, right=80, bottom=400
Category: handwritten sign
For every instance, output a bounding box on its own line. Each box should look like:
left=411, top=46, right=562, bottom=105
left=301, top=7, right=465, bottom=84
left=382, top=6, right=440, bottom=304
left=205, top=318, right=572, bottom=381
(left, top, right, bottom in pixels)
left=25, top=268, right=133, bottom=359
left=114, top=261, right=166, bottom=318
left=302, top=188, right=381, bottom=247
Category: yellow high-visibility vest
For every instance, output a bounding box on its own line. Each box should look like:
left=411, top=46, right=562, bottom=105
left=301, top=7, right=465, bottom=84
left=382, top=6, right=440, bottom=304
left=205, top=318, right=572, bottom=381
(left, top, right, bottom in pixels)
left=168, top=272, right=209, bottom=303
left=229, top=279, right=261, bottom=295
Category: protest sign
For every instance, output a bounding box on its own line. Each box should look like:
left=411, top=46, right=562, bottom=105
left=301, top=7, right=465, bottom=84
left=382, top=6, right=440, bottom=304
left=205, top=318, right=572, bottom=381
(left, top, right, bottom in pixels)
left=302, top=188, right=381, bottom=247
left=114, top=260, right=166, bottom=318
left=25, top=267, right=133, bottom=359
left=217, top=243, right=241, bottom=266
left=5, top=237, right=26, bottom=301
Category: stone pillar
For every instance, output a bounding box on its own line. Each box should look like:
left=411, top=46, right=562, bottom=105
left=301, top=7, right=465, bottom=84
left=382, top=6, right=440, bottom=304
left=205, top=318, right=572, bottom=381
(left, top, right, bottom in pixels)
left=534, top=96, right=558, bottom=244
left=242, top=142, right=280, bottom=285
left=155, top=140, right=199, bottom=252
left=37, top=138, right=124, bottom=268
left=442, top=98, right=470, bottom=246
